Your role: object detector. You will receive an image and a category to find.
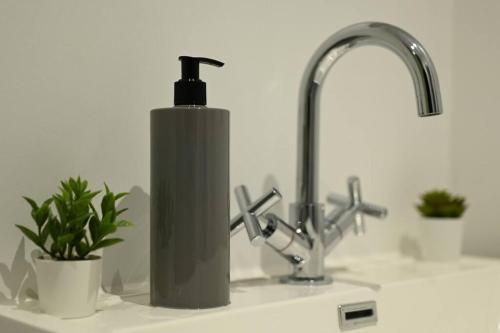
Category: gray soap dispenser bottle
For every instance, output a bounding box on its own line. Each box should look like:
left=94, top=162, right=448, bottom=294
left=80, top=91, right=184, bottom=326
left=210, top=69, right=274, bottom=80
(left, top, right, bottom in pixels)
left=150, top=56, right=229, bottom=308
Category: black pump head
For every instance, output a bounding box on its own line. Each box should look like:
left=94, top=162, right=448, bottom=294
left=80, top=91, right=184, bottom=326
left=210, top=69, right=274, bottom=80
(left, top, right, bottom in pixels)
left=174, top=56, right=224, bottom=106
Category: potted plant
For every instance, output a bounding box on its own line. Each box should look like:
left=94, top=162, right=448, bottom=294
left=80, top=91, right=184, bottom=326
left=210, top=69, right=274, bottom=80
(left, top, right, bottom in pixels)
left=16, top=177, right=132, bottom=318
left=416, top=190, right=467, bottom=261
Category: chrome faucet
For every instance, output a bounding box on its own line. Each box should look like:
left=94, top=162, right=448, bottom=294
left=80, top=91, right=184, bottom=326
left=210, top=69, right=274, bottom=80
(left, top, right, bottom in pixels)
left=231, top=22, right=443, bottom=285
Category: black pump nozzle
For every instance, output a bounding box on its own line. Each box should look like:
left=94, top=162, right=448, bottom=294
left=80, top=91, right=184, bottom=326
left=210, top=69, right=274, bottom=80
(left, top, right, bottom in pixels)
left=174, top=56, right=224, bottom=106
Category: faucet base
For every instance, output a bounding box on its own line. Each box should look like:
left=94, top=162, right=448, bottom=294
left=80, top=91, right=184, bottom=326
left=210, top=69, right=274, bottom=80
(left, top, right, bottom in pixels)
left=279, top=275, right=333, bottom=286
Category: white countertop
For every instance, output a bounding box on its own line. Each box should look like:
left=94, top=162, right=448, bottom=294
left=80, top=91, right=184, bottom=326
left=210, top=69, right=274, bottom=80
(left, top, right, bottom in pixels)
left=1, top=254, right=499, bottom=333
left=0, top=273, right=366, bottom=333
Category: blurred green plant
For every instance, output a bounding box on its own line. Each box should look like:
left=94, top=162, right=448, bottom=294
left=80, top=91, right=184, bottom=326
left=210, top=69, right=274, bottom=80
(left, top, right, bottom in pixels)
left=16, top=177, right=132, bottom=260
left=416, top=190, right=467, bottom=218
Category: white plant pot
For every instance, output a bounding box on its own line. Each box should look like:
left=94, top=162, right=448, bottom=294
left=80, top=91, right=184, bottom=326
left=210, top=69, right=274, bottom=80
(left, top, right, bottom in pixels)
left=35, top=256, right=102, bottom=318
left=418, top=218, right=464, bottom=261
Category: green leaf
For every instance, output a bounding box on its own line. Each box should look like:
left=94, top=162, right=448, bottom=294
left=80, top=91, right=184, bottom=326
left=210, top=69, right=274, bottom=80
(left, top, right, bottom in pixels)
left=23, top=196, right=41, bottom=226
left=52, top=195, right=67, bottom=224
left=81, top=179, right=88, bottom=191
left=65, top=213, right=91, bottom=230
left=91, top=238, right=123, bottom=251
left=50, top=242, right=61, bottom=256
left=115, top=192, right=128, bottom=201
left=60, top=180, right=71, bottom=193
left=42, top=198, right=54, bottom=206
left=39, top=221, right=51, bottom=246
left=69, top=177, right=78, bottom=193
left=23, top=197, right=38, bottom=211
left=98, top=222, right=117, bottom=240
left=72, top=200, right=90, bottom=220
left=116, top=220, right=133, bottom=227
left=71, top=229, right=86, bottom=247
left=89, top=203, right=99, bottom=217
left=89, top=215, right=99, bottom=242
left=101, top=193, right=115, bottom=217
left=116, top=208, right=128, bottom=217
left=101, top=211, right=113, bottom=225
left=48, top=217, right=62, bottom=241
left=16, top=225, right=41, bottom=248
left=34, top=203, right=51, bottom=228
left=75, top=241, right=90, bottom=258
left=81, top=190, right=100, bottom=202
left=56, top=234, right=74, bottom=249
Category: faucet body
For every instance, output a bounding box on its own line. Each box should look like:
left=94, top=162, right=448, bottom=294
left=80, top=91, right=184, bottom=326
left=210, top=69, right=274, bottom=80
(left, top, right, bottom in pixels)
left=231, top=22, right=442, bottom=284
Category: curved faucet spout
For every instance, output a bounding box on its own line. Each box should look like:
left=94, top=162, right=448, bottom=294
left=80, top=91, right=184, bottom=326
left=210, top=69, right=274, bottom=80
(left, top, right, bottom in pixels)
left=234, top=22, right=444, bottom=285
left=296, top=22, right=443, bottom=204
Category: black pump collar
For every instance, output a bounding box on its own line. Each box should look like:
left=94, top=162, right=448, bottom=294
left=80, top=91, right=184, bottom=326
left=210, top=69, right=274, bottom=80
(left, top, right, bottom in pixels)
left=174, top=56, right=224, bottom=106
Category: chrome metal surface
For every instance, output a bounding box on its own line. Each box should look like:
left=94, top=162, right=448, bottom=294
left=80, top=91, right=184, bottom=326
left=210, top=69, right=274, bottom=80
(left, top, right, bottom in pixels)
left=348, top=176, right=365, bottom=236
left=288, top=202, right=326, bottom=280
left=233, top=22, right=443, bottom=285
left=235, top=186, right=266, bottom=246
left=327, top=193, right=388, bottom=220
left=263, top=213, right=311, bottom=264
left=230, top=187, right=282, bottom=239
left=338, top=301, right=378, bottom=331
left=322, top=177, right=386, bottom=253
left=297, top=22, right=442, bottom=205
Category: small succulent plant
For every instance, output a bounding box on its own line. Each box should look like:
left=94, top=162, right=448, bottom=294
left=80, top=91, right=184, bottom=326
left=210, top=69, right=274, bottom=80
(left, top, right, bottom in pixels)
left=16, top=177, right=132, bottom=260
left=416, top=190, right=467, bottom=218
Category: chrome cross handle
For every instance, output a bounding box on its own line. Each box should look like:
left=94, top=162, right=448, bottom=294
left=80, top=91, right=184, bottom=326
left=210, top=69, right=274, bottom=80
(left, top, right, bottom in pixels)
left=230, top=186, right=282, bottom=246
left=230, top=185, right=312, bottom=266
left=326, top=176, right=388, bottom=236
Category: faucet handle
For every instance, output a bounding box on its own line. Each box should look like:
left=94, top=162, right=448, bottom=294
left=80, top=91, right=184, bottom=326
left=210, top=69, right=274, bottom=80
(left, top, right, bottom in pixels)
left=231, top=186, right=282, bottom=246
left=347, top=176, right=365, bottom=235
left=326, top=176, right=388, bottom=235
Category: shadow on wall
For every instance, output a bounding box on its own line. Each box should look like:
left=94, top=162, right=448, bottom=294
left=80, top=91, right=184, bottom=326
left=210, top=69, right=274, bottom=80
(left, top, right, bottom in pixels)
left=102, top=186, right=150, bottom=296
left=0, top=238, right=38, bottom=305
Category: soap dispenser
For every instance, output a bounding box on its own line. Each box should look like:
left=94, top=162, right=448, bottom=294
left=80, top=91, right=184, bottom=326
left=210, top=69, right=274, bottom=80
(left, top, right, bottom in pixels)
left=150, top=56, right=229, bottom=308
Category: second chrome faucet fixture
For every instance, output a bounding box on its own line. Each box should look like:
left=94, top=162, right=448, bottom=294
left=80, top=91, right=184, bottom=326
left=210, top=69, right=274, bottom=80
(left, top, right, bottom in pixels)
left=230, top=22, right=443, bottom=285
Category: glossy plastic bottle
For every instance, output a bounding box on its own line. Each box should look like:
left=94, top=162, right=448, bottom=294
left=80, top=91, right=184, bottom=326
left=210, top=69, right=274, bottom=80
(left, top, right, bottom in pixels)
left=150, top=56, right=229, bottom=308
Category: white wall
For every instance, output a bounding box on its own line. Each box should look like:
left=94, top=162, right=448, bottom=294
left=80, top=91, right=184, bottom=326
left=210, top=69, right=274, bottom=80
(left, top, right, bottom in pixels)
left=452, top=0, right=500, bottom=257
left=0, top=0, right=453, bottom=297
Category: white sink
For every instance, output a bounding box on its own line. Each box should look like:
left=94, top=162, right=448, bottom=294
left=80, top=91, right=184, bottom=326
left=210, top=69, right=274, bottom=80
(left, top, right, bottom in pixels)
left=1, top=255, right=499, bottom=333
left=330, top=255, right=500, bottom=332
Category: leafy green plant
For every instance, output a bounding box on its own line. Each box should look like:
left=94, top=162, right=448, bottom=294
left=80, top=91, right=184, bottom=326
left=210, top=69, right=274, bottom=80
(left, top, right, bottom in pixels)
left=16, top=177, right=132, bottom=260
left=416, top=190, right=467, bottom=218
